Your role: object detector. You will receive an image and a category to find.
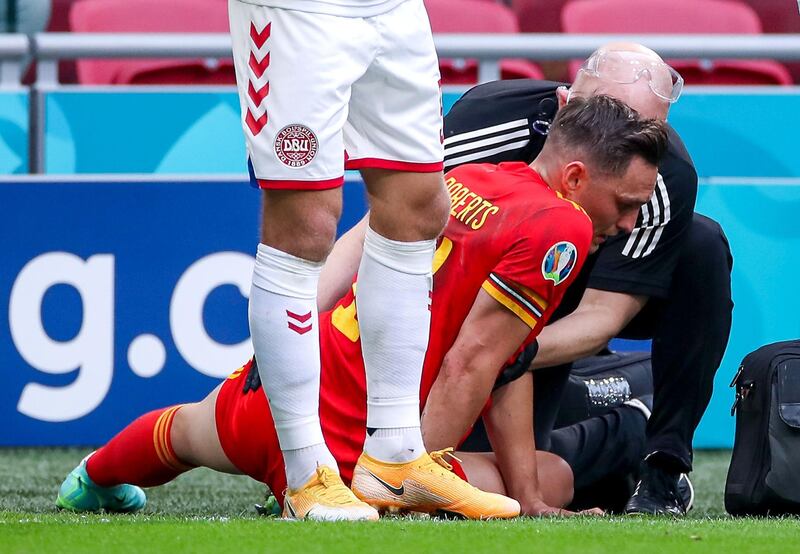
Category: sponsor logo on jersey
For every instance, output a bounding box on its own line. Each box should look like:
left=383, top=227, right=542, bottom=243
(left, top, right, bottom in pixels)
left=542, top=241, right=577, bottom=286
left=274, top=124, right=318, bottom=168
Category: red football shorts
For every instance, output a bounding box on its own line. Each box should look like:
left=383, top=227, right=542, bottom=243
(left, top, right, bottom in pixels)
left=215, top=366, right=288, bottom=499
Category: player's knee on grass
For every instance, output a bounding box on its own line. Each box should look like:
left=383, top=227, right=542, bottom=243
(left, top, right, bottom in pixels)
left=458, top=452, right=508, bottom=496
left=259, top=188, right=343, bottom=262
left=459, top=451, right=575, bottom=508
left=537, top=452, right=575, bottom=508
left=361, top=169, right=449, bottom=242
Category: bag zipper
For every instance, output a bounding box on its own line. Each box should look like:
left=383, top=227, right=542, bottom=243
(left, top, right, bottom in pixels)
left=730, top=364, right=751, bottom=416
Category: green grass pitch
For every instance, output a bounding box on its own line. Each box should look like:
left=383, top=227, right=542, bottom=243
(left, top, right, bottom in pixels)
left=2, top=448, right=800, bottom=554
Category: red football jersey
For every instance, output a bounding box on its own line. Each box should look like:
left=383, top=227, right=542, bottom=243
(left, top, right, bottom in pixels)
left=315, top=162, right=593, bottom=481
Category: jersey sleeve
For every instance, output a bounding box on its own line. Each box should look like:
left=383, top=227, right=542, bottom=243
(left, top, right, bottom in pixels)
left=482, top=205, right=593, bottom=330
left=587, top=127, right=698, bottom=298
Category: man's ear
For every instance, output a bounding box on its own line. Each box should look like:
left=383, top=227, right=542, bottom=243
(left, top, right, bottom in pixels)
left=561, top=161, right=587, bottom=197
left=556, top=86, right=570, bottom=109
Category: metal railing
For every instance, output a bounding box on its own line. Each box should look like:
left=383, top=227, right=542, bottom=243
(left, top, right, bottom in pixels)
left=29, top=32, right=800, bottom=84
left=0, top=31, right=797, bottom=171
left=0, top=34, right=29, bottom=87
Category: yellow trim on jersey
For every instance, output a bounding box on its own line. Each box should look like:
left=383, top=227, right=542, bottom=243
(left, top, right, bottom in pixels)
left=331, top=298, right=360, bottom=342
left=555, top=190, right=588, bottom=216
left=432, top=237, right=453, bottom=274
left=227, top=361, right=249, bottom=380
left=516, top=282, right=549, bottom=313
left=481, top=280, right=538, bottom=329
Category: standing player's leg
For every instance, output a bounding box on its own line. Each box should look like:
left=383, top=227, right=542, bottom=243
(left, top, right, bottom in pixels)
left=341, top=0, right=518, bottom=520
left=228, top=0, right=379, bottom=520
left=341, top=0, right=448, bottom=469
left=250, top=187, right=341, bottom=484
left=357, top=168, right=448, bottom=463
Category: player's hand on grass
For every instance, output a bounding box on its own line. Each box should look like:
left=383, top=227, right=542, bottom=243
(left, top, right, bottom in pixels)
left=577, top=507, right=605, bottom=516
left=521, top=499, right=605, bottom=517
left=520, top=498, right=574, bottom=517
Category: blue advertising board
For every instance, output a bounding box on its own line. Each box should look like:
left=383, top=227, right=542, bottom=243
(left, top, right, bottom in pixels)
left=45, top=88, right=245, bottom=174
left=2, top=174, right=799, bottom=448
left=0, top=177, right=366, bottom=445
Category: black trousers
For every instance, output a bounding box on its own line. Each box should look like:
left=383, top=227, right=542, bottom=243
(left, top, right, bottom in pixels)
left=633, top=214, right=733, bottom=470
left=462, top=363, right=650, bottom=511
left=535, top=214, right=734, bottom=472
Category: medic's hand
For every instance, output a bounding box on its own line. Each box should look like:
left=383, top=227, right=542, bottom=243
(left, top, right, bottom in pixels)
left=494, top=339, right=539, bottom=391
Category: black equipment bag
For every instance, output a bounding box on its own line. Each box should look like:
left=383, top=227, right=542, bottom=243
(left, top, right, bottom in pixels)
left=725, top=340, right=800, bottom=516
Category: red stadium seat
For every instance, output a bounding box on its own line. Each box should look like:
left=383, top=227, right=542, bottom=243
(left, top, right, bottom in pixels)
left=736, top=0, right=800, bottom=34
left=740, top=0, right=800, bottom=82
left=511, top=0, right=569, bottom=33
left=70, top=0, right=234, bottom=85
left=49, top=0, right=78, bottom=32
left=424, top=0, right=543, bottom=84
left=561, top=0, right=793, bottom=86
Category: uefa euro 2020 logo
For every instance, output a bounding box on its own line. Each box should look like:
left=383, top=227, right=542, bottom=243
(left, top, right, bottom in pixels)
left=542, top=241, right=578, bottom=286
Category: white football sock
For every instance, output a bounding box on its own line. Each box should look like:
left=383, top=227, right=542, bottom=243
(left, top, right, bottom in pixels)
left=357, top=227, right=433, bottom=463
left=282, top=444, right=337, bottom=491
left=250, top=243, right=337, bottom=489
left=364, top=427, right=426, bottom=463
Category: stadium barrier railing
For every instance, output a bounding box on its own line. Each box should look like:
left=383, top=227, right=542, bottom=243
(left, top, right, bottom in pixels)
left=0, top=34, right=30, bottom=88
left=31, top=32, right=800, bottom=84
left=26, top=32, right=800, bottom=173
left=0, top=32, right=798, bottom=170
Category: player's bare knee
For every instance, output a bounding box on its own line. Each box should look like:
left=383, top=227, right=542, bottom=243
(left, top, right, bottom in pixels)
left=260, top=189, right=342, bottom=261
left=363, top=170, right=448, bottom=241
left=402, top=173, right=449, bottom=239
left=169, top=403, right=199, bottom=465
left=292, top=211, right=339, bottom=261
left=419, top=182, right=451, bottom=239
left=539, top=452, right=575, bottom=508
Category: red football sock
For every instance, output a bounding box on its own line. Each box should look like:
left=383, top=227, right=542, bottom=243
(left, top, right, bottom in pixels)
left=86, top=405, right=194, bottom=488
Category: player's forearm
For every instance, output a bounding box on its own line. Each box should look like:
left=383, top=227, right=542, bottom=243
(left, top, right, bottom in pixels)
left=484, top=373, right=542, bottom=506
left=421, top=356, right=498, bottom=451
left=532, top=290, right=647, bottom=369
left=531, top=310, right=614, bottom=369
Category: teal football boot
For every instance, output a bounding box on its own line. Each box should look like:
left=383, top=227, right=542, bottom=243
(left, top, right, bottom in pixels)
left=56, top=456, right=146, bottom=513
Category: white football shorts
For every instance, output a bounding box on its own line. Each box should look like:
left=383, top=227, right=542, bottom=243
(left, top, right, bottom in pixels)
left=229, top=0, right=444, bottom=190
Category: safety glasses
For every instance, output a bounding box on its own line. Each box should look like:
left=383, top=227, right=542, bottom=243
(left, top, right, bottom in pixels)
left=578, top=50, right=684, bottom=103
